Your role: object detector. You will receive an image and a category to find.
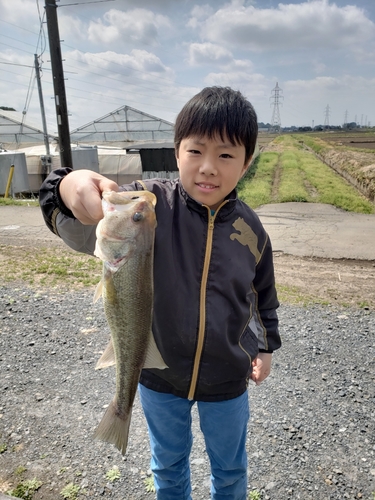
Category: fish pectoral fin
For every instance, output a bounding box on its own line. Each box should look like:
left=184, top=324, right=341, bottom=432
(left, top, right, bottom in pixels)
left=93, top=279, right=104, bottom=303
left=95, top=338, right=116, bottom=370
left=143, top=332, right=168, bottom=370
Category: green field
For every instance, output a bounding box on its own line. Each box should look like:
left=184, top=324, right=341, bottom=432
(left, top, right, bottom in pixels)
left=238, top=135, right=374, bottom=214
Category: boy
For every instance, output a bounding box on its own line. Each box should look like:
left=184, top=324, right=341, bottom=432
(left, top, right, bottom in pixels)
left=40, top=86, right=281, bottom=500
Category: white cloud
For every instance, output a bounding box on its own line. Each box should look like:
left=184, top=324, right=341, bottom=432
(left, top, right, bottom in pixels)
left=187, top=4, right=215, bottom=29
left=285, top=76, right=341, bottom=93
left=188, top=43, right=233, bottom=66
left=67, top=49, right=174, bottom=80
left=204, top=70, right=269, bottom=95
left=285, top=74, right=375, bottom=94
left=201, top=0, right=375, bottom=52
left=0, top=0, right=39, bottom=26
left=0, top=0, right=374, bottom=129
left=282, top=75, right=375, bottom=124
left=312, top=60, right=327, bottom=75
left=59, top=14, right=88, bottom=44
left=87, top=8, right=171, bottom=47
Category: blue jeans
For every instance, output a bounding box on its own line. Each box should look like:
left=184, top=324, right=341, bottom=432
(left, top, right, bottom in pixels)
left=138, top=385, right=249, bottom=500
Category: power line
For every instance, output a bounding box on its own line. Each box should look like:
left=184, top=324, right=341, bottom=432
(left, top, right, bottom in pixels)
left=59, top=0, right=115, bottom=6
left=0, top=61, right=35, bottom=69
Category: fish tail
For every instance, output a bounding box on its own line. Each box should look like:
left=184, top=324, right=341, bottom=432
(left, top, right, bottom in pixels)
left=93, top=400, right=131, bottom=456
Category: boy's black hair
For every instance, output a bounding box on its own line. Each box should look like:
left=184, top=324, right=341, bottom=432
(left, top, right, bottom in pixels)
left=174, top=86, right=258, bottom=166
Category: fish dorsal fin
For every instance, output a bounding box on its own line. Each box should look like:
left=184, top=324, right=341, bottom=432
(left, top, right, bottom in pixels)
left=95, top=338, right=116, bottom=370
left=143, top=332, right=168, bottom=370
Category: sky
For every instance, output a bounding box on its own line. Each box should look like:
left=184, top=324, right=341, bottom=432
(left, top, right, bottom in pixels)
left=0, top=0, right=374, bottom=135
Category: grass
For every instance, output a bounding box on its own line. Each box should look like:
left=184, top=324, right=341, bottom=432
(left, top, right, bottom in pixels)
left=239, top=136, right=374, bottom=213
left=60, top=483, right=80, bottom=499
left=248, top=490, right=262, bottom=500
left=0, top=245, right=102, bottom=289
left=300, top=153, right=373, bottom=213
left=0, top=197, right=39, bottom=206
left=15, top=466, right=27, bottom=476
left=292, top=133, right=375, bottom=201
left=105, top=466, right=121, bottom=482
left=238, top=152, right=278, bottom=208
left=294, top=135, right=328, bottom=155
left=278, top=151, right=309, bottom=203
left=9, top=478, right=42, bottom=500
left=276, top=284, right=330, bottom=307
left=144, top=474, right=156, bottom=493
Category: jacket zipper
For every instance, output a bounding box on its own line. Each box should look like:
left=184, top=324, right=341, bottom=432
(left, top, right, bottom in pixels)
left=187, top=201, right=227, bottom=400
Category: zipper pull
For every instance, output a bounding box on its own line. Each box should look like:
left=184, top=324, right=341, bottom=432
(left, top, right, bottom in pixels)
left=208, top=213, right=215, bottom=229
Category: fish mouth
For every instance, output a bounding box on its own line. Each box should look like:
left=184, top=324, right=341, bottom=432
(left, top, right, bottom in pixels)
left=102, top=190, right=157, bottom=208
left=99, top=230, right=126, bottom=241
left=105, top=256, right=127, bottom=273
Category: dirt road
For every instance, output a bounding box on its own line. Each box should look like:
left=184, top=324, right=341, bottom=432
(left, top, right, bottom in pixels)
left=0, top=203, right=375, bottom=309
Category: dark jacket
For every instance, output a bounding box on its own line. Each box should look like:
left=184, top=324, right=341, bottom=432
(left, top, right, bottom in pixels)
left=39, top=168, right=281, bottom=402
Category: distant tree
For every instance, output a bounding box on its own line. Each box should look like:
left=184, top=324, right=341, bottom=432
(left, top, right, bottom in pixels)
left=343, top=122, right=358, bottom=130
left=258, top=122, right=272, bottom=129
left=0, top=106, right=16, bottom=111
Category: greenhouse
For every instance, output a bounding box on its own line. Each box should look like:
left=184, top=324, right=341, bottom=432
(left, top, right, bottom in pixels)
left=70, top=105, right=174, bottom=146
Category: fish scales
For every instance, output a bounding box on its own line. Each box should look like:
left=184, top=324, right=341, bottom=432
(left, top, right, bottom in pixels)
left=105, top=247, right=153, bottom=410
left=93, top=190, right=167, bottom=455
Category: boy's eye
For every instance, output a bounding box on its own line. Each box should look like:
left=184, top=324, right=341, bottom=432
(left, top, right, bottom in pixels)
left=221, top=153, right=233, bottom=159
left=188, top=149, right=201, bottom=154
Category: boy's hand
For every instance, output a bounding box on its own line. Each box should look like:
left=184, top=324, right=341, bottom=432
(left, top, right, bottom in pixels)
left=250, top=353, right=272, bottom=385
left=59, top=170, right=119, bottom=225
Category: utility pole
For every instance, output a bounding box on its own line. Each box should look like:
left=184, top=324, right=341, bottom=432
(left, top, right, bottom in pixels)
left=270, top=82, right=283, bottom=133
left=34, top=53, right=52, bottom=178
left=45, top=0, right=72, bottom=168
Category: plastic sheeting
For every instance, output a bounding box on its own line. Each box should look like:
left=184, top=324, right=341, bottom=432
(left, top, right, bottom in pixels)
left=0, top=152, right=30, bottom=195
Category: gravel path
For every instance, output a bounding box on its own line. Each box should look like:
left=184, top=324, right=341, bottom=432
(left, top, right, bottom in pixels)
left=1, top=285, right=374, bottom=500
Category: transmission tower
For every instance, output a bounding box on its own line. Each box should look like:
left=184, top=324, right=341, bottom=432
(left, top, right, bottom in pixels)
left=270, top=82, right=283, bottom=132
left=343, top=110, right=348, bottom=127
left=324, top=105, right=330, bottom=129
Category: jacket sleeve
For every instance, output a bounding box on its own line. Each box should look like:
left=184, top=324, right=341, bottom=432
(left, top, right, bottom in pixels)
left=39, top=168, right=97, bottom=255
left=252, top=233, right=281, bottom=353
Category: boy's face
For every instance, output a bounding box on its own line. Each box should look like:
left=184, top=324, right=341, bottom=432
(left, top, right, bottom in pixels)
left=176, top=135, right=249, bottom=211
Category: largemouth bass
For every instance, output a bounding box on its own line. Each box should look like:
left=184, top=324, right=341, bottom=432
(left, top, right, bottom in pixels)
left=93, top=190, right=167, bottom=455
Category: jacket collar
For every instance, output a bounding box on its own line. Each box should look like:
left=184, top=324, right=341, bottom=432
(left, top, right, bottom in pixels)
left=177, top=179, right=238, bottom=220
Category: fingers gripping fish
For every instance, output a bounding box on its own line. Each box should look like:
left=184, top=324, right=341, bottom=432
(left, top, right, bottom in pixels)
left=93, top=190, right=167, bottom=455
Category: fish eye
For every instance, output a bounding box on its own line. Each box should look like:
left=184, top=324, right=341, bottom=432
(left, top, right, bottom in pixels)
left=133, top=212, right=143, bottom=222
